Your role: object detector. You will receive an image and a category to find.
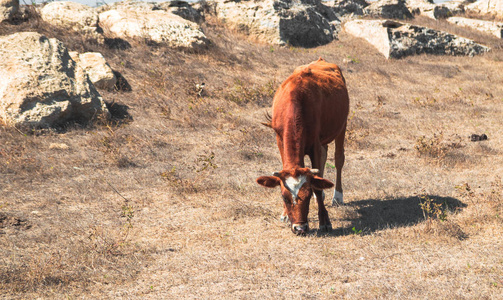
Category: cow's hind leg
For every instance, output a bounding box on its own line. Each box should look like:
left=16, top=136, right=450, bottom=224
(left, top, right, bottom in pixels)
left=311, top=144, right=332, bottom=232
left=332, top=127, right=346, bottom=206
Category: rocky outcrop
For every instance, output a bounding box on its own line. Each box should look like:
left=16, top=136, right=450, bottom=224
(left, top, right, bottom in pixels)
left=407, top=0, right=450, bottom=19
left=98, top=0, right=203, bottom=23
left=39, top=1, right=207, bottom=50
left=344, top=19, right=490, bottom=58
left=364, top=0, right=413, bottom=20
left=0, top=32, right=109, bottom=128
left=40, top=1, right=104, bottom=42
left=0, top=0, right=18, bottom=23
left=69, top=52, right=117, bottom=90
left=466, top=0, right=503, bottom=20
left=329, top=0, right=369, bottom=19
left=440, top=0, right=465, bottom=15
left=447, top=17, right=503, bottom=38
left=157, top=1, right=204, bottom=23
left=97, top=0, right=158, bottom=13
left=214, top=0, right=340, bottom=47
left=98, top=8, right=209, bottom=50
left=407, top=0, right=463, bottom=19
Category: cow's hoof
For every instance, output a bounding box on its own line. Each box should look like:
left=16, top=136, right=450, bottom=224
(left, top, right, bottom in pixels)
left=319, top=224, right=332, bottom=232
left=280, top=215, right=289, bottom=223
left=332, top=191, right=344, bottom=206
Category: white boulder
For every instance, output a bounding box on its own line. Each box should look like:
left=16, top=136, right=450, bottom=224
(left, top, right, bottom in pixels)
left=40, top=1, right=103, bottom=42
left=448, top=17, right=503, bottom=38
left=214, top=0, right=339, bottom=47
left=0, top=32, right=109, bottom=128
left=344, top=19, right=490, bottom=59
left=98, top=8, right=209, bottom=50
left=466, top=0, right=503, bottom=20
left=69, top=52, right=117, bottom=90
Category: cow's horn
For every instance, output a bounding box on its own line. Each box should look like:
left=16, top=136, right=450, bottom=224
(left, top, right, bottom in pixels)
left=310, top=169, right=319, bottom=174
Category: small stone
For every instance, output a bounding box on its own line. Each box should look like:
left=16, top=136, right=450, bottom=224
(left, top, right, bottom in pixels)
left=49, top=143, right=70, bottom=150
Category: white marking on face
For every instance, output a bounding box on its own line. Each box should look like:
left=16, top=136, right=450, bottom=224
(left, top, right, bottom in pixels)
left=285, top=175, right=307, bottom=202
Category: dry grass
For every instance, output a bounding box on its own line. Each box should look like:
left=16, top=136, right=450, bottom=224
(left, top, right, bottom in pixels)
left=1, top=10, right=503, bottom=299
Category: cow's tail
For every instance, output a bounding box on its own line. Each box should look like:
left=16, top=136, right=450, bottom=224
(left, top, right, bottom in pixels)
left=261, top=111, right=272, bottom=128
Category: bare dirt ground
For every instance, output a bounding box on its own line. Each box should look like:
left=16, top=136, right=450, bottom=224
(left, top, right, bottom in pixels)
left=1, top=12, right=503, bottom=299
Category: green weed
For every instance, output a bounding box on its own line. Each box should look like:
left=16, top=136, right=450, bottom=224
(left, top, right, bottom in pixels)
left=347, top=55, right=360, bottom=64
left=325, top=163, right=336, bottom=169
left=419, top=193, right=447, bottom=223
left=351, top=227, right=362, bottom=235
left=197, top=152, right=218, bottom=172
left=415, top=133, right=447, bottom=159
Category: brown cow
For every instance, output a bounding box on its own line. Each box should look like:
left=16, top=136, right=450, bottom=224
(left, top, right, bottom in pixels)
left=256, top=58, right=349, bottom=235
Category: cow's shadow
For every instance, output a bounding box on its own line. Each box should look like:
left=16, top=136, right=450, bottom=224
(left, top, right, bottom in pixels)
left=314, top=195, right=467, bottom=237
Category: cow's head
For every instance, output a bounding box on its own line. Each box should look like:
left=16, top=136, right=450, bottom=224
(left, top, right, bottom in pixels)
left=256, top=167, right=334, bottom=235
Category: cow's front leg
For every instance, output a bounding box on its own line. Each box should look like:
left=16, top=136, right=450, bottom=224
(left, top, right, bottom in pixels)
left=315, top=190, right=332, bottom=231
left=310, top=144, right=332, bottom=231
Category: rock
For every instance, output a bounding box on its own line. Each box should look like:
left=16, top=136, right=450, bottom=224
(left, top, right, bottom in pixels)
left=98, top=8, right=209, bottom=50
left=344, top=19, right=490, bottom=59
left=447, top=17, right=503, bottom=38
left=214, top=0, right=340, bottom=47
left=12, top=4, right=33, bottom=22
left=69, top=52, right=117, bottom=90
left=407, top=0, right=435, bottom=16
left=40, top=1, right=103, bottom=43
left=97, top=0, right=157, bottom=13
left=440, top=0, right=465, bottom=15
left=329, top=0, right=369, bottom=19
left=470, top=133, right=488, bottom=141
left=426, top=5, right=453, bottom=19
left=49, top=143, right=70, bottom=150
left=157, top=1, right=204, bottom=23
left=0, top=0, right=18, bottom=22
left=364, top=0, right=413, bottom=20
left=98, top=0, right=203, bottom=23
left=420, top=5, right=453, bottom=19
left=406, top=0, right=461, bottom=19
left=466, top=0, right=503, bottom=20
left=0, top=32, right=109, bottom=128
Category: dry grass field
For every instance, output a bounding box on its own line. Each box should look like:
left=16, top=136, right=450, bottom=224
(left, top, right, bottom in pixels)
left=1, top=11, right=503, bottom=299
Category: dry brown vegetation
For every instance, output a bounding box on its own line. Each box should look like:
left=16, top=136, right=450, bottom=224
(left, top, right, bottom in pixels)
left=1, top=9, right=503, bottom=299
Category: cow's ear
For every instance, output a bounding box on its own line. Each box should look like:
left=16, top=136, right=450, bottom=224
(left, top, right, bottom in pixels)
left=311, top=176, right=334, bottom=190
left=256, top=176, right=281, bottom=188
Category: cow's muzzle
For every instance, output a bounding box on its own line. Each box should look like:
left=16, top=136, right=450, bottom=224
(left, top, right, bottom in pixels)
left=292, top=223, right=309, bottom=235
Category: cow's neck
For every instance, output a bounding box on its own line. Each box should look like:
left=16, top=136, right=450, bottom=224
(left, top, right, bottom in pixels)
left=280, top=118, right=305, bottom=170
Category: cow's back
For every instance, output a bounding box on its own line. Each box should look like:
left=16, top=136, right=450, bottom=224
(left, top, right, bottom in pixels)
left=272, top=58, right=349, bottom=146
